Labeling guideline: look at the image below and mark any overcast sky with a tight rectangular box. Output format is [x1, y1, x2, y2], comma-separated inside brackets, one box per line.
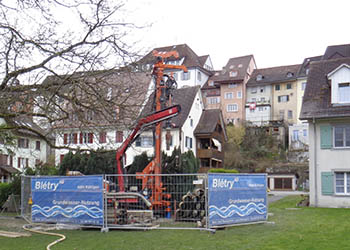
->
[129, 0, 350, 70]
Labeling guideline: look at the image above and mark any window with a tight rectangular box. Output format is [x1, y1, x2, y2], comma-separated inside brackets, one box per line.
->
[278, 95, 289, 102]
[339, 83, 350, 103]
[197, 71, 202, 81]
[227, 104, 238, 112]
[107, 87, 112, 100]
[275, 85, 280, 91]
[190, 118, 193, 127]
[256, 74, 263, 81]
[334, 125, 350, 148]
[335, 172, 350, 194]
[135, 136, 153, 147]
[252, 98, 256, 102]
[260, 97, 266, 102]
[99, 132, 107, 143]
[302, 82, 307, 90]
[18, 138, 29, 148]
[303, 129, 307, 137]
[79, 133, 93, 144]
[279, 110, 284, 119]
[228, 83, 237, 88]
[288, 110, 293, 119]
[286, 72, 294, 78]
[181, 71, 190, 80]
[260, 87, 265, 93]
[208, 80, 214, 86]
[17, 157, 29, 169]
[86, 110, 94, 121]
[287, 83, 292, 89]
[225, 92, 233, 99]
[185, 136, 192, 149]
[292, 130, 299, 141]
[237, 91, 242, 99]
[35, 141, 41, 151]
[207, 97, 220, 105]
[116, 131, 123, 143]
[251, 87, 257, 94]
[230, 71, 237, 77]
[258, 107, 263, 112]
[65, 133, 78, 144]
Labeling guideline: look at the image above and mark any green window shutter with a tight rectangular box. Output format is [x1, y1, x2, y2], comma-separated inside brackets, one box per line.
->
[321, 172, 334, 195]
[320, 125, 332, 149]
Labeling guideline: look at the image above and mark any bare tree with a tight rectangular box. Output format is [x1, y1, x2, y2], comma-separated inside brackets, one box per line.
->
[0, 0, 152, 150]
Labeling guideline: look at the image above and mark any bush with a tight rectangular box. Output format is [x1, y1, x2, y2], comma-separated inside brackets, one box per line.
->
[0, 183, 11, 207]
[208, 168, 239, 173]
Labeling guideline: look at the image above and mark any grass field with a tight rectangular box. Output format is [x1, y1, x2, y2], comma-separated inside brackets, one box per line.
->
[1, 195, 350, 250]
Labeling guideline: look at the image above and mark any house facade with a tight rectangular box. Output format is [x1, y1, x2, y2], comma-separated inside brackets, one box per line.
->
[53, 71, 153, 166]
[131, 86, 226, 169]
[300, 57, 350, 208]
[202, 55, 256, 125]
[0, 116, 50, 180]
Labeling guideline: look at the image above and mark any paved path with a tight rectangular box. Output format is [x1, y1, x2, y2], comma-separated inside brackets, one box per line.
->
[268, 191, 308, 203]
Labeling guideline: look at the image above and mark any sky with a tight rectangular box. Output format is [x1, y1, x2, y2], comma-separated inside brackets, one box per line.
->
[128, 0, 350, 70]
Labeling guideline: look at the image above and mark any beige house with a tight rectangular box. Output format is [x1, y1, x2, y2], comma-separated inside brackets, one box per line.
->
[269, 65, 300, 125]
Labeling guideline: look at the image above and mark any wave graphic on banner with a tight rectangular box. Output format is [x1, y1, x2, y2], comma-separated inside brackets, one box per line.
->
[209, 202, 266, 218]
[32, 204, 103, 219]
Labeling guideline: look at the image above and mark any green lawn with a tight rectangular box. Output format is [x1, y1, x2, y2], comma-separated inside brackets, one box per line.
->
[1, 196, 350, 250]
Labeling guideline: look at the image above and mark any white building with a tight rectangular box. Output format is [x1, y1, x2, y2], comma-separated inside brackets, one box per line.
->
[301, 56, 350, 208]
[0, 116, 50, 180]
[138, 44, 213, 89]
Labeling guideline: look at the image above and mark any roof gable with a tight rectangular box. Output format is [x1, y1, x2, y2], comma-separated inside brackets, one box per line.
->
[210, 55, 254, 83]
[327, 63, 350, 77]
[194, 109, 227, 140]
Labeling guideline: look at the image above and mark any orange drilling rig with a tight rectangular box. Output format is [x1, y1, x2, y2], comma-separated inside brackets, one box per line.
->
[115, 50, 187, 215]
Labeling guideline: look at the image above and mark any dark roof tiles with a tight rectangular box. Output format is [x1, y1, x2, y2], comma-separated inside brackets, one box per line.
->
[300, 57, 350, 119]
[247, 64, 301, 86]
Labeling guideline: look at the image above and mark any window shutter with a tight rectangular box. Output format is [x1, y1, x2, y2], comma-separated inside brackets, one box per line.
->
[321, 172, 334, 195]
[64, 134, 68, 144]
[88, 133, 93, 143]
[26, 158, 29, 168]
[18, 158, 20, 168]
[73, 133, 78, 144]
[320, 125, 332, 149]
[79, 133, 83, 144]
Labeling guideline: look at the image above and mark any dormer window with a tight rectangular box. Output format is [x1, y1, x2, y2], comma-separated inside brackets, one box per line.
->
[209, 80, 214, 86]
[286, 72, 294, 78]
[256, 74, 263, 81]
[328, 64, 350, 104]
[230, 71, 237, 77]
[339, 83, 350, 103]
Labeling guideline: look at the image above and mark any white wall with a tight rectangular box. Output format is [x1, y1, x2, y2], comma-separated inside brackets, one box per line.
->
[0, 118, 48, 171]
[167, 68, 209, 89]
[288, 123, 309, 150]
[309, 119, 350, 208]
[329, 66, 350, 104]
[245, 85, 272, 124]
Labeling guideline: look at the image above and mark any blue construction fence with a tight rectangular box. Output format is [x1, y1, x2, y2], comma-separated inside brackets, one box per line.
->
[26, 173, 268, 229]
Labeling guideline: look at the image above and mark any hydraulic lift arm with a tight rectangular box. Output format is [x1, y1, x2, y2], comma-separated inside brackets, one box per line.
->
[115, 104, 181, 192]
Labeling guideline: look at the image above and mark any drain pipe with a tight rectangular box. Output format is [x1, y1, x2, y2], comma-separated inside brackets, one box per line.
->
[313, 117, 318, 207]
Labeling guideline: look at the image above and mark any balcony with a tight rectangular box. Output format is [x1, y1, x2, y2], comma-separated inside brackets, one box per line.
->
[197, 148, 223, 161]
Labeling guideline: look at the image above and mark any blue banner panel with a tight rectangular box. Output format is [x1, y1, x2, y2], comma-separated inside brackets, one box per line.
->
[208, 174, 267, 227]
[31, 176, 103, 226]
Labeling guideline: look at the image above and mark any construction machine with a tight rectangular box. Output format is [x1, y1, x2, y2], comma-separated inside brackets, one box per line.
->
[108, 51, 187, 226]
